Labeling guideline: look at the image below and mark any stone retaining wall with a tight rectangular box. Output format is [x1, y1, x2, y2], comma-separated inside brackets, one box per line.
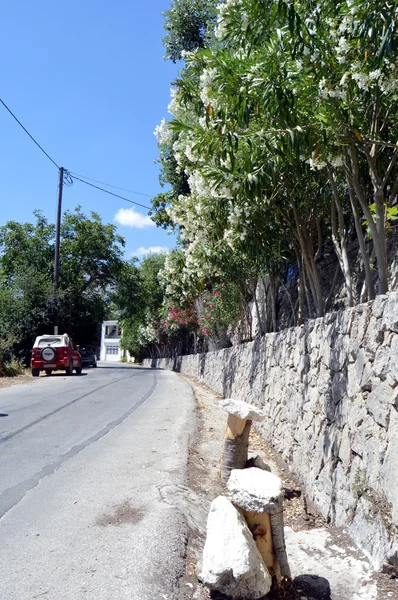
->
[145, 293, 398, 568]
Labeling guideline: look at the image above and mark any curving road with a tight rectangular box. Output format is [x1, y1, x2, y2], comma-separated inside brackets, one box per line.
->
[0, 363, 196, 600]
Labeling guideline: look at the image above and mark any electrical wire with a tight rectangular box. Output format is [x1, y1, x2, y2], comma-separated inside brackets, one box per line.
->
[70, 172, 154, 198]
[71, 175, 152, 211]
[1, 98, 156, 209]
[0, 98, 60, 169]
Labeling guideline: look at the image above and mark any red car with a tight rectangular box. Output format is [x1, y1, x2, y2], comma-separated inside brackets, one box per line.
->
[31, 334, 82, 377]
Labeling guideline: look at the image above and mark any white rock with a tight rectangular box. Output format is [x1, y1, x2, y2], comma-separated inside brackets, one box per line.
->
[247, 454, 271, 472]
[228, 468, 283, 513]
[220, 398, 265, 422]
[201, 496, 272, 599]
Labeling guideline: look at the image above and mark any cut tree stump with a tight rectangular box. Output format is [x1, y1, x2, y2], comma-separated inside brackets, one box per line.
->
[219, 398, 265, 485]
[228, 467, 291, 581]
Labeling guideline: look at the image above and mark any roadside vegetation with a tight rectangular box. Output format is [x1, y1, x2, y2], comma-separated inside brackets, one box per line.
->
[139, 0, 398, 357]
[0, 207, 125, 374]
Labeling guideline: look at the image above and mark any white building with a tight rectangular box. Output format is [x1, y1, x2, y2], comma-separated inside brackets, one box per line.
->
[100, 320, 122, 362]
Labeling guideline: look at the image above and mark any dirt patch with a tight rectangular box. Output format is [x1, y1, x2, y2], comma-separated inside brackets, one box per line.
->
[248, 428, 326, 533]
[0, 373, 33, 389]
[96, 501, 145, 527]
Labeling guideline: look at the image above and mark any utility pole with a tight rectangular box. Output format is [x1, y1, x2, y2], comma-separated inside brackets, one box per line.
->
[54, 166, 64, 335]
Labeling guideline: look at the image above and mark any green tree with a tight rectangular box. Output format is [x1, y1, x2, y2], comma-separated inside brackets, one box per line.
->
[162, 0, 220, 62]
[113, 253, 167, 360]
[0, 208, 125, 364]
[153, 0, 398, 337]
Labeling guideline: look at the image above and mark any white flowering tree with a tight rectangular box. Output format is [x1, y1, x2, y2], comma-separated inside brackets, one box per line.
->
[152, 0, 398, 341]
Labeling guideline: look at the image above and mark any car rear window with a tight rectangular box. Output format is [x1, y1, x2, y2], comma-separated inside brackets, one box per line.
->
[37, 337, 63, 347]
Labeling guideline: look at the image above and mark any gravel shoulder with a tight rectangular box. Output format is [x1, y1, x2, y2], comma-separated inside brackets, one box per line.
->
[177, 374, 398, 600]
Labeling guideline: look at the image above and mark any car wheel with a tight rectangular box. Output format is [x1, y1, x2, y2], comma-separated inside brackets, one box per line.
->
[65, 362, 73, 376]
[45, 370, 52, 376]
[75, 366, 82, 375]
[32, 368, 40, 377]
[93, 361, 97, 368]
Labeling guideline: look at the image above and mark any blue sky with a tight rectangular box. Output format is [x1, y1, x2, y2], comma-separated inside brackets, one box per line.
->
[0, 0, 179, 258]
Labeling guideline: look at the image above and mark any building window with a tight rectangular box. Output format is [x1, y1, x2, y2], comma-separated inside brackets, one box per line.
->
[105, 325, 120, 338]
[106, 345, 119, 356]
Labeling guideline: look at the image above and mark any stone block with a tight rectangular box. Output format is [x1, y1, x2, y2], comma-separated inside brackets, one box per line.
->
[354, 348, 373, 391]
[347, 394, 367, 430]
[373, 343, 391, 380]
[330, 334, 349, 372]
[389, 334, 398, 382]
[331, 371, 348, 405]
[333, 463, 356, 527]
[338, 424, 351, 467]
[313, 466, 333, 520]
[201, 496, 272, 599]
[366, 380, 393, 428]
[246, 454, 271, 472]
[382, 407, 398, 524]
[348, 495, 393, 570]
[316, 364, 333, 396]
[372, 294, 388, 318]
[220, 398, 265, 422]
[351, 414, 380, 459]
[350, 304, 371, 354]
[347, 362, 360, 397]
[227, 468, 283, 514]
[380, 293, 398, 333]
[364, 316, 384, 356]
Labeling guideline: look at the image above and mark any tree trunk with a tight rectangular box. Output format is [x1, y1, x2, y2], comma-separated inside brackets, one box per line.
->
[279, 279, 296, 327]
[294, 250, 305, 325]
[347, 146, 388, 296]
[347, 187, 375, 301]
[325, 263, 341, 312]
[220, 417, 252, 485]
[328, 166, 354, 307]
[292, 205, 324, 316]
[253, 282, 264, 336]
[269, 276, 277, 332]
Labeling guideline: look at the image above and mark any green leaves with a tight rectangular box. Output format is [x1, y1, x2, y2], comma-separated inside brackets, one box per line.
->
[0, 209, 127, 362]
[162, 0, 219, 62]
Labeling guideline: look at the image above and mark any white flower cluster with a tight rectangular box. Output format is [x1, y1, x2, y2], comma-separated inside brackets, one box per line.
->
[168, 88, 180, 116]
[199, 67, 219, 108]
[307, 154, 343, 171]
[153, 118, 172, 145]
[187, 170, 235, 201]
[215, 0, 242, 40]
[318, 77, 347, 101]
[137, 322, 158, 344]
[335, 36, 350, 63]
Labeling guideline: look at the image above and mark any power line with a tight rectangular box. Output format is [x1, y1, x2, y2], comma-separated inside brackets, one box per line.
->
[71, 175, 152, 211]
[0, 98, 59, 169]
[1, 98, 155, 210]
[70, 172, 154, 198]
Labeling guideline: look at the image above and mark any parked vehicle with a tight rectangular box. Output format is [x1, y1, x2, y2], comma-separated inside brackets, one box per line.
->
[31, 334, 82, 377]
[79, 347, 97, 368]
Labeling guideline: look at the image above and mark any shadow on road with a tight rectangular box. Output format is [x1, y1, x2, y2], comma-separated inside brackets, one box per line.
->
[96, 364, 149, 371]
[41, 373, 88, 378]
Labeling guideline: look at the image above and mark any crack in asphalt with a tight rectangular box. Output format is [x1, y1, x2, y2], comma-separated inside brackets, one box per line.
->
[0, 373, 158, 519]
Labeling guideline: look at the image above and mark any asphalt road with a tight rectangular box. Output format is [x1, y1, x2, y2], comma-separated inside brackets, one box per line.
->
[0, 363, 196, 600]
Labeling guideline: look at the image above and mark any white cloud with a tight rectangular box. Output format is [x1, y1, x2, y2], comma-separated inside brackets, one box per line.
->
[132, 246, 169, 257]
[114, 207, 154, 229]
